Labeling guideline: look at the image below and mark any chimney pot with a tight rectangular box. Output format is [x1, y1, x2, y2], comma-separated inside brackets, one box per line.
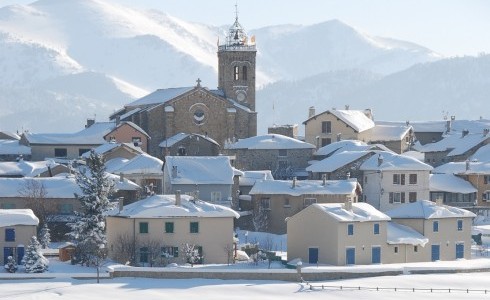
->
[118, 197, 124, 212]
[175, 190, 182, 206]
[308, 106, 316, 118]
[292, 177, 297, 188]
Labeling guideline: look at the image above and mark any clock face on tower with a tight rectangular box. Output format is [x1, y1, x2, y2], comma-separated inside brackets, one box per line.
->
[236, 90, 247, 102]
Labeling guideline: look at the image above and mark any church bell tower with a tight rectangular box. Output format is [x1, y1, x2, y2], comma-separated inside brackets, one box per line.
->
[218, 7, 257, 111]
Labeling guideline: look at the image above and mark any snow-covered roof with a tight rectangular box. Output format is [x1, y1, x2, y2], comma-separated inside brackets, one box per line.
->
[158, 132, 219, 148]
[311, 202, 390, 222]
[471, 143, 490, 162]
[386, 200, 476, 219]
[105, 173, 141, 191]
[328, 109, 375, 133]
[111, 153, 163, 175]
[239, 170, 274, 186]
[126, 87, 194, 107]
[0, 177, 81, 198]
[0, 209, 39, 227]
[429, 174, 477, 194]
[110, 194, 239, 219]
[0, 140, 31, 155]
[119, 107, 141, 120]
[0, 131, 20, 140]
[387, 222, 428, 246]
[360, 151, 433, 171]
[105, 157, 130, 173]
[314, 140, 370, 156]
[165, 156, 234, 185]
[368, 124, 411, 141]
[400, 150, 425, 162]
[0, 160, 58, 177]
[225, 134, 314, 150]
[418, 132, 489, 157]
[106, 121, 150, 138]
[433, 161, 490, 175]
[377, 119, 490, 134]
[80, 142, 143, 158]
[24, 122, 115, 145]
[307, 151, 372, 173]
[249, 179, 359, 196]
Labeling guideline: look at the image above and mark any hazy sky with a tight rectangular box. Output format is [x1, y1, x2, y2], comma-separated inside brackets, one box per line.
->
[1, 0, 489, 57]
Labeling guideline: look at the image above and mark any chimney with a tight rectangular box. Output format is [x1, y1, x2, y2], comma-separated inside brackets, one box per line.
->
[446, 120, 451, 134]
[175, 190, 182, 206]
[115, 115, 121, 125]
[308, 106, 316, 118]
[292, 177, 297, 188]
[118, 197, 124, 212]
[462, 129, 469, 138]
[322, 174, 327, 186]
[465, 159, 470, 171]
[85, 118, 95, 128]
[377, 154, 384, 167]
[172, 166, 178, 178]
[345, 104, 349, 110]
[344, 198, 353, 211]
[119, 172, 124, 182]
[364, 109, 373, 120]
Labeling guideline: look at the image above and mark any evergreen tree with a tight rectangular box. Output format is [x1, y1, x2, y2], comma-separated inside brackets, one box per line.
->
[39, 223, 51, 249]
[4, 256, 18, 273]
[24, 236, 49, 273]
[68, 150, 115, 265]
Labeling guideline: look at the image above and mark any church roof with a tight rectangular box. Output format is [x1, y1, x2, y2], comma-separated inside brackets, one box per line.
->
[226, 134, 315, 150]
[126, 87, 194, 107]
[158, 133, 220, 148]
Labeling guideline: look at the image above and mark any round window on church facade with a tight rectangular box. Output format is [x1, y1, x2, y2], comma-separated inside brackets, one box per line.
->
[189, 103, 209, 126]
[194, 109, 205, 125]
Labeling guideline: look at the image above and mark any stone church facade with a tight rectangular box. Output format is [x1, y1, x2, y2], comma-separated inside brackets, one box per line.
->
[110, 14, 257, 158]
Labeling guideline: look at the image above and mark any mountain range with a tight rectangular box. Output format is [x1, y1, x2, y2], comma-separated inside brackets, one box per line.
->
[0, 0, 487, 135]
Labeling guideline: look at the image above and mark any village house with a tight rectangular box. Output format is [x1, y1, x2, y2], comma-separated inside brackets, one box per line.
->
[0, 159, 68, 178]
[159, 132, 220, 158]
[429, 173, 477, 208]
[0, 131, 31, 161]
[386, 200, 475, 261]
[0, 209, 38, 264]
[106, 193, 239, 266]
[81, 142, 144, 163]
[249, 178, 361, 234]
[360, 151, 433, 212]
[163, 156, 236, 205]
[224, 134, 315, 180]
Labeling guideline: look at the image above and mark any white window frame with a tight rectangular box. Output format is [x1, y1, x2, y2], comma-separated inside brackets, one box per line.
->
[303, 198, 317, 207]
[210, 191, 222, 202]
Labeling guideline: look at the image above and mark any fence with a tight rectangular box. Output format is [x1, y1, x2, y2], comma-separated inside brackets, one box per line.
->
[307, 284, 489, 295]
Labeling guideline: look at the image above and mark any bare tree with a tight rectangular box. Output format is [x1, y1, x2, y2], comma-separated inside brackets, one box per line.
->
[224, 244, 235, 265]
[18, 179, 54, 230]
[182, 243, 202, 267]
[252, 202, 270, 232]
[112, 234, 138, 266]
[140, 239, 162, 267]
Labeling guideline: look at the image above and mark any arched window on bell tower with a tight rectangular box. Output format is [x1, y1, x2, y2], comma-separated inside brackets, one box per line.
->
[234, 66, 239, 81]
[242, 66, 247, 80]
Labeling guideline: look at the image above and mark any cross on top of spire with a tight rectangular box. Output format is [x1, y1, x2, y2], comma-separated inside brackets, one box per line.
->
[196, 78, 201, 87]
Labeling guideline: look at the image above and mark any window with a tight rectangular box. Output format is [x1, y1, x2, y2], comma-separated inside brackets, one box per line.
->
[132, 137, 142, 146]
[242, 66, 247, 80]
[433, 220, 439, 232]
[347, 224, 354, 236]
[139, 247, 149, 263]
[54, 148, 67, 158]
[190, 221, 199, 233]
[78, 149, 90, 157]
[178, 146, 187, 156]
[457, 219, 463, 231]
[394, 246, 399, 254]
[414, 245, 418, 252]
[59, 203, 73, 215]
[139, 222, 149, 234]
[5, 228, 15, 242]
[260, 198, 270, 210]
[165, 222, 174, 233]
[234, 66, 239, 80]
[284, 198, 290, 207]
[161, 246, 179, 258]
[409, 174, 417, 185]
[321, 121, 332, 134]
[393, 174, 405, 185]
[484, 175, 490, 185]
[304, 198, 317, 207]
[389, 192, 405, 204]
[373, 223, 380, 235]
[211, 191, 222, 202]
[409, 192, 417, 203]
[0, 203, 16, 209]
[321, 138, 331, 147]
[483, 191, 490, 201]
[278, 149, 287, 157]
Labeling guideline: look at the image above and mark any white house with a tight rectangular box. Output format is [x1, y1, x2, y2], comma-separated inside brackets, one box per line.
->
[1, 209, 39, 264]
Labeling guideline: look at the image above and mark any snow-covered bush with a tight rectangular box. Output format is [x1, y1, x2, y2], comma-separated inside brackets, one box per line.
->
[24, 236, 49, 273]
[182, 243, 202, 266]
[4, 256, 18, 273]
[39, 223, 51, 249]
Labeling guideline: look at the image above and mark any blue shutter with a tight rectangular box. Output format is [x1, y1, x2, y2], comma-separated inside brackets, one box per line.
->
[17, 246, 24, 263]
[431, 245, 440, 261]
[308, 248, 319, 264]
[373, 223, 380, 235]
[346, 248, 355, 265]
[372, 247, 381, 264]
[456, 244, 464, 259]
[5, 229, 15, 242]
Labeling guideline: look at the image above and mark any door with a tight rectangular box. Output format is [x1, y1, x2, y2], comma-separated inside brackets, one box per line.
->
[431, 245, 440, 261]
[3, 247, 14, 264]
[372, 246, 381, 264]
[308, 247, 318, 264]
[346, 248, 355, 265]
[456, 243, 464, 259]
[17, 246, 24, 264]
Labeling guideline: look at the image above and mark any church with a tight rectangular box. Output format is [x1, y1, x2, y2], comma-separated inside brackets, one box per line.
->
[110, 13, 257, 157]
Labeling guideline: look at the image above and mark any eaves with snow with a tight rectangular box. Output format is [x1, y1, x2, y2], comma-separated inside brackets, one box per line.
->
[303, 109, 375, 133]
[0, 140, 31, 155]
[81, 142, 144, 158]
[368, 124, 412, 142]
[0, 160, 56, 177]
[108, 194, 239, 219]
[429, 173, 477, 194]
[249, 179, 359, 196]
[307, 151, 374, 173]
[387, 222, 428, 246]
[385, 200, 476, 219]
[310, 202, 390, 222]
[360, 151, 433, 171]
[111, 153, 163, 175]
[158, 132, 219, 148]
[165, 156, 234, 185]
[23, 122, 116, 145]
[417, 132, 489, 157]
[433, 161, 490, 175]
[0, 209, 39, 227]
[225, 134, 314, 150]
[239, 170, 274, 187]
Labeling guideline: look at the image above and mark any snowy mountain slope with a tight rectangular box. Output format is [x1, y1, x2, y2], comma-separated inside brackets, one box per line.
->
[0, 0, 455, 133]
[257, 55, 490, 133]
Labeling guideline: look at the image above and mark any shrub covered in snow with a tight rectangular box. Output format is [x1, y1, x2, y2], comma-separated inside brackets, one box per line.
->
[4, 256, 18, 273]
[24, 236, 49, 273]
